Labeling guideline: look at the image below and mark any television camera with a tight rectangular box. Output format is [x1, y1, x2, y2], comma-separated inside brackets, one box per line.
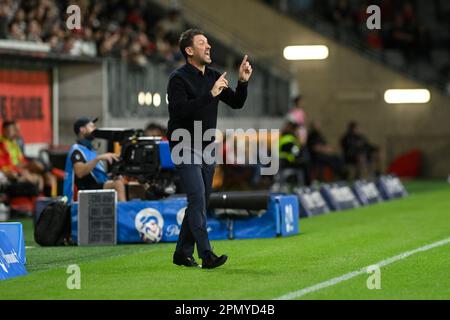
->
[92, 128, 177, 200]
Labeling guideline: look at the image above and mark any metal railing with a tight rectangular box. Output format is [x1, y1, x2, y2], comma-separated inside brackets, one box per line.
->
[106, 59, 290, 119]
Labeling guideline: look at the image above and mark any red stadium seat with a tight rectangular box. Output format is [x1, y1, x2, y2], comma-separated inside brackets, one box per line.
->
[388, 149, 423, 178]
[9, 196, 37, 216]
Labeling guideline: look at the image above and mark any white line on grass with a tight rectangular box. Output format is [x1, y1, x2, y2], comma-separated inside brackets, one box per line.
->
[274, 237, 450, 300]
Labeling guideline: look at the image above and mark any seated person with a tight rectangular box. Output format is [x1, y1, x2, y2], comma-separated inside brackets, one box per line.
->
[0, 138, 41, 198]
[0, 120, 53, 195]
[63, 117, 126, 202]
[340, 121, 380, 178]
[15, 122, 56, 184]
[307, 121, 347, 180]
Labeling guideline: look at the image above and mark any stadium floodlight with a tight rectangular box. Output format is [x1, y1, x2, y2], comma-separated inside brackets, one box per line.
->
[138, 92, 146, 106]
[384, 89, 431, 104]
[145, 92, 152, 106]
[283, 45, 329, 60]
[153, 93, 161, 107]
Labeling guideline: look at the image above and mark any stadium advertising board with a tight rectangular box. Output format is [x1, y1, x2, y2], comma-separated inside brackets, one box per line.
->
[0, 229, 27, 281]
[0, 69, 52, 144]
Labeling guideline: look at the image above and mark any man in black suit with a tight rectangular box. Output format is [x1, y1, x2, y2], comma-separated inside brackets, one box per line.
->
[167, 29, 252, 269]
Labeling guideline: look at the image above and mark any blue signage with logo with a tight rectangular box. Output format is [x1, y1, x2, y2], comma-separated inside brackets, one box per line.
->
[295, 188, 330, 218]
[0, 222, 26, 265]
[377, 175, 408, 200]
[320, 183, 360, 211]
[353, 180, 384, 205]
[276, 195, 300, 237]
[71, 194, 299, 244]
[0, 230, 28, 280]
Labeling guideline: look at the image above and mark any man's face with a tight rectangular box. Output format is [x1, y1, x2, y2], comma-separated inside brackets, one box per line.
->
[79, 122, 96, 140]
[187, 34, 212, 65]
[3, 124, 17, 140]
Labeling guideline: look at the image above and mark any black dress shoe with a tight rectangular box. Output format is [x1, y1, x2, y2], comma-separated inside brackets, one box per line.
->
[201, 251, 228, 269]
[173, 252, 199, 267]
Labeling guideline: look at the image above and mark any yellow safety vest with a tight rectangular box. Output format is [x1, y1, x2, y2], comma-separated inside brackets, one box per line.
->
[279, 134, 301, 164]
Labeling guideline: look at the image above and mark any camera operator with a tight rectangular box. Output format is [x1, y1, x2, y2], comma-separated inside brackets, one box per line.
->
[63, 117, 126, 202]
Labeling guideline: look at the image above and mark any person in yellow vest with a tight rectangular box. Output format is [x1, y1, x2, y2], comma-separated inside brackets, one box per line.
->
[0, 121, 55, 196]
[276, 118, 310, 192]
[280, 125, 302, 167]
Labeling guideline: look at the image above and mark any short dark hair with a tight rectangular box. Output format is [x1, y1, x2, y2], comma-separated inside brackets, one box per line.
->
[179, 28, 205, 60]
[348, 121, 358, 131]
[2, 120, 16, 130]
[293, 95, 303, 105]
[145, 122, 166, 135]
[145, 122, 162, 132]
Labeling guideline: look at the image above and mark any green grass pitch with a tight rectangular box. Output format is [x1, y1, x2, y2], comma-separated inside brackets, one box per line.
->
[0, 180, 449, 300]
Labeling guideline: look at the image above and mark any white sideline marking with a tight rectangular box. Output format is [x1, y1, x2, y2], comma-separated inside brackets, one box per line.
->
[274, 237, 450, 300]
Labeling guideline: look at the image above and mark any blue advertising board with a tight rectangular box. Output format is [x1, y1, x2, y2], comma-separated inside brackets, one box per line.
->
[377, 175, 408, 200]
[0, 230, 27, 280]
[0, 222, 26, 264]
[320, 183, 360, 211]
[295, 188, 330, 218]
[353, 180, 384, 205]
[71, 194, 299, 244]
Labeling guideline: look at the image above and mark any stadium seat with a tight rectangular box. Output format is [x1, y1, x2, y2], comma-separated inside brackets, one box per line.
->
[388, 149, 423, 178]
[9, 197, 37, 217]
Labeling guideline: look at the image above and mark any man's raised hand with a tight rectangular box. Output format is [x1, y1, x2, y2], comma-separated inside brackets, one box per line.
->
[239, 55, 253, 82]
[211, 72, 229, 97]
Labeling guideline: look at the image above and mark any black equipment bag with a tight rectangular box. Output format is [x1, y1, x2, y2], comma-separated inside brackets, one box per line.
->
[34, 199, 72, 246]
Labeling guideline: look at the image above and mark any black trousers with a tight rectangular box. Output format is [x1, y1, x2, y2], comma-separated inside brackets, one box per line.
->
[175, 162, 215, 259]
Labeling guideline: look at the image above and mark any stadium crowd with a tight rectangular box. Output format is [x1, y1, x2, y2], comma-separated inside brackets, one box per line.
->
[0, 0, 186, 68]
[266, 0, 437, 59]
[319, 0, 432, 61]
[263, 0, 450, 92]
